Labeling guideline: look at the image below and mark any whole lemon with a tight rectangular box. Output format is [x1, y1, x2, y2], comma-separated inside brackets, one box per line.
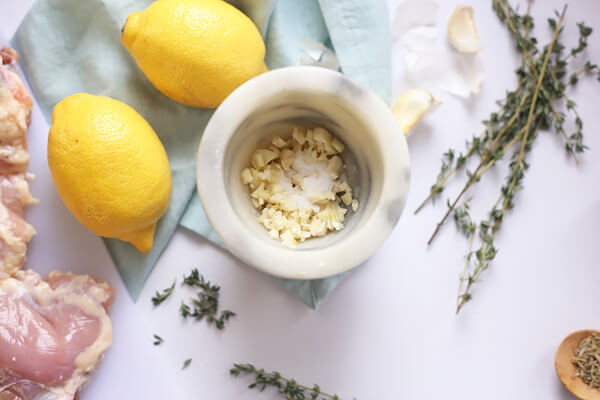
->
[121, 0, 267, 108]
[48, 93, 172, 253]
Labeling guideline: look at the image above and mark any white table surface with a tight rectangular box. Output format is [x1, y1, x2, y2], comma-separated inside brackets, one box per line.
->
[2, 1, 600, 399]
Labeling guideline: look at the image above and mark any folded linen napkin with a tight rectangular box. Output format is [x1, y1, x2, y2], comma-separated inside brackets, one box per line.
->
[13, 0, 391, 308]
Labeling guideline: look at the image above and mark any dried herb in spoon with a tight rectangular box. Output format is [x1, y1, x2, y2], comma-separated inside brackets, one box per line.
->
[573, 333, 600, 390]
[415, 0, 600, 314]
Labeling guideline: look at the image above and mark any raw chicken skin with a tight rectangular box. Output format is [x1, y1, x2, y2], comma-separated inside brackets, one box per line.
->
[0, 47, 32, 175]
[0, 46, 37, 278]
[0, 47, 114, 400]
[0, 175, 36, 217]
[0, 270, 113, 400]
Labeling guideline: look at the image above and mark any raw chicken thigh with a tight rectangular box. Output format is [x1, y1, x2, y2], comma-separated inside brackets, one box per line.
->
[0, 46, 36, 277]
[0, 47, 115, 400]
[0, 270, 114, 400]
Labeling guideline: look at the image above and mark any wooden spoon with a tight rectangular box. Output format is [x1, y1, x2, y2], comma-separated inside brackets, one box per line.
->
[556, 329, 600, 400]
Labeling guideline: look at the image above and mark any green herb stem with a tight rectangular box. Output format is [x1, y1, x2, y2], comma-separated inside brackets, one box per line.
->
[230, 363, 346, 400]
[151, 280, 176, 306]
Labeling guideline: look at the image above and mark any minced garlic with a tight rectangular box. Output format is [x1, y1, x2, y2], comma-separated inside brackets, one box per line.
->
[241, 126, 358, 248]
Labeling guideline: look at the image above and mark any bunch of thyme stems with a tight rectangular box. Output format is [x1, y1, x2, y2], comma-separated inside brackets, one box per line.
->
[415, 0, 599, 314]
[230, 363, 349, 400]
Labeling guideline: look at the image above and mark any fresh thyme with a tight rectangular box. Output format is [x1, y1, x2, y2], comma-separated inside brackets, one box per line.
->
[573, 333, 600, 390]
[415, 0, 599, 314]
[151, 280, 176, 306]
[230, 363, 349, 400]
[153, 334, 164, 346]
[180, 269, 236, 330]
[182, 358, 192, 370]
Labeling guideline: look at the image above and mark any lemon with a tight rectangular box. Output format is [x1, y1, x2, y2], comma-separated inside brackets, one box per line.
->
[121, 0, 266, 108]
[48, 93, 172, 253]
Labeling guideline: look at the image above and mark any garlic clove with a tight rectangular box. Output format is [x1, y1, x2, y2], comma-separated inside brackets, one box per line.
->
[391, 89, 440, 135]
[448, 5, 479, 53]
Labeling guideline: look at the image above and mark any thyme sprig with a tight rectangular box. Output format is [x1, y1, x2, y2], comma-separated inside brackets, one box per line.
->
[230, 363, 350, 400]
[415, 0, 599, 314]
[180, 269, 236, 330]
[151, 280, 176, 306]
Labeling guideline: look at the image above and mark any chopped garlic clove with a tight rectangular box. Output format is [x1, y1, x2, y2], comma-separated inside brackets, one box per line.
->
[448, 5, 479, 53]
[241, 168, 253, 184]
[327, 156, 343, 179]
[292, 126, 306, 144]
[391, 89, 440, 135]
[341, 192, 352, 206]
[251, 152, 265, 168]
[313, 127, 332, 144]
[331, 138, 344, 153]
[271, 135, 287, 148]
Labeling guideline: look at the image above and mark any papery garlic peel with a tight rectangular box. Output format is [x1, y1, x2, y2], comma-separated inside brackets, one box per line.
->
[392, 90, 440, 135]
[448, 5, 479, 53]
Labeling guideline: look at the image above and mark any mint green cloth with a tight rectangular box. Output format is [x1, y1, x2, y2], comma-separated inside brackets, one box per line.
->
[13, 0, 391, 308]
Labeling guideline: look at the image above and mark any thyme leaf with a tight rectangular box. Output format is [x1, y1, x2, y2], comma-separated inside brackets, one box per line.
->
[182, 358, 192, 370]
[151, 280, 176, 306]
[153, 334, 164, 346]
[230, 363, 350, 399]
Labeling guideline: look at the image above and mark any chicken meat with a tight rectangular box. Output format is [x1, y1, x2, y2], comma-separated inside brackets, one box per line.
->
[0, 47, 115, 400]
[0, 270, 114, 400]
[0, 46, 36, 277]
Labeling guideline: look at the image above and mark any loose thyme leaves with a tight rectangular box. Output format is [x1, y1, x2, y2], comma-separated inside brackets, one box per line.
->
[415, 0, 599, 314]
[230, 363, 349, 400]
[573, 333, 600, 390]
[180, 269, 236, 330]
[153, 334, 164, 346]
[182, 358, 192, 370]
[151, 280, 176, 306]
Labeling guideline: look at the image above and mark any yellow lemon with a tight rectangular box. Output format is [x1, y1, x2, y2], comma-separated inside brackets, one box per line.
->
[121, 0, 267, 108]
[48, 93, 172, 253]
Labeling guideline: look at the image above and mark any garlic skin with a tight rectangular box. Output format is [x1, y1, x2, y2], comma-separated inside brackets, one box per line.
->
[391, 89, 440, 135]
[391, 0, 485, 98]
[448, 5, 479, 53]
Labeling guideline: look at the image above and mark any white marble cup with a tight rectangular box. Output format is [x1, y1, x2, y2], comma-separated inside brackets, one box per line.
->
[196, 66, 410, 280]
